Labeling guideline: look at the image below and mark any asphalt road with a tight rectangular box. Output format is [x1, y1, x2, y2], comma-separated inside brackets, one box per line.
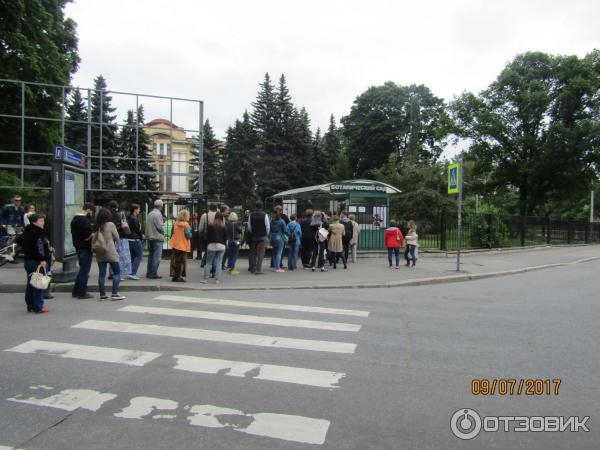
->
[0, 260, 598, 449]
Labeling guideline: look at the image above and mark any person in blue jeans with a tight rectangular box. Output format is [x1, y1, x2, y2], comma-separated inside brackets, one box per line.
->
[202, 212, 227, 283]
[286, 215, 302, 271]
[145, 200, 165, 279]
[225, 212, 242, 275]
[127, 204, 144, 280]
[70, 203, 95, 299]
[270, 206, 287, 273]
[16, 213, 51, 313]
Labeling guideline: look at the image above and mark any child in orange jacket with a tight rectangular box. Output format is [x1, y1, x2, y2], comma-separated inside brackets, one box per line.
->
[384, 220, 404, 269]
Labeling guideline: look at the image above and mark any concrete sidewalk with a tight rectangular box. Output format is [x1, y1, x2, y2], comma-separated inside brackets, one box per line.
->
[1, 244, 599, 293]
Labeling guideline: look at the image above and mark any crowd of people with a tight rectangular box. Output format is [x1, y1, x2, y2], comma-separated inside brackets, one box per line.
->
[3, 193, 419, 314]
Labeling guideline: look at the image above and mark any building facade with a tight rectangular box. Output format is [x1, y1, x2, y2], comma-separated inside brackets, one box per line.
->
[144, 118, 198, 196]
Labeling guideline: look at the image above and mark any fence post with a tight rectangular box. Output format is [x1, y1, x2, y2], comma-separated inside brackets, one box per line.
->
[567, 221, 573, 244]
[487, 214, 493, 248]
[440, 210, 447, 251]
[584, 220, 589, 243]
[520, 216, 526, 247]
[546, 217, 551, 244]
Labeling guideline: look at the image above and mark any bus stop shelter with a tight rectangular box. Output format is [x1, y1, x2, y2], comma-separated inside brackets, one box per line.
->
[271, 179, 401, 249]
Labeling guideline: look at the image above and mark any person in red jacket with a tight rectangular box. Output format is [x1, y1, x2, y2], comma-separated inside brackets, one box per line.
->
[384, 220, 404, 269]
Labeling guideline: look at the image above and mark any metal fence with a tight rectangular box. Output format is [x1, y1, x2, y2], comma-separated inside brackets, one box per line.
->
[354, 212, 600, 251]
[0, 78, 204, 195]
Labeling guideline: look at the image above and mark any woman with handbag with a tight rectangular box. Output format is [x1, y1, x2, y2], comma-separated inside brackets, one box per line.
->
[309, 211, 329, 272]
[169, 209, 192, 282]
[93, 208, 126, 301]
[17, 213, 52, 313]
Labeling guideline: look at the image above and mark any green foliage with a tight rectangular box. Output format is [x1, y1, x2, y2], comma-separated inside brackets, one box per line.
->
[372, 153, 454, 227]
[452, 51, 600, 217]
[0, 170, 48, 207]
[0, 0, 79, 179]
[341, 82, 451, 177]
[470, 206, 510, 248]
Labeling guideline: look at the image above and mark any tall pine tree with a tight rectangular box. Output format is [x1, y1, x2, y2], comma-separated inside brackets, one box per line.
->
[135, 106, 158, 193]
[223, 111, 258, 208]
[321, 114, 342, 178]
[273, 74, 296, 191]
[291, 107, 313, 187]
[251, 73, 278, 199]
[202, 119, 223, 199]
[311, 128, 327, 185]
[90, 75, 119, 202]
[65, 88, 88, 151]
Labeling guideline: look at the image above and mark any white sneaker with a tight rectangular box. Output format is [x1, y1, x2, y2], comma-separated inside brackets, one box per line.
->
[127, 274, 140, 280]
[110, 293, 126, 301]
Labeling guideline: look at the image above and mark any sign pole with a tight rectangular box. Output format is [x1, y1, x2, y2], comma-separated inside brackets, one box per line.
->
[447, 160, 462, 271]
[456, 159, 463, 272]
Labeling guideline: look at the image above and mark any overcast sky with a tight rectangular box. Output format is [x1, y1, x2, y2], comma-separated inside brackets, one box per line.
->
[66, 0, 599, 154]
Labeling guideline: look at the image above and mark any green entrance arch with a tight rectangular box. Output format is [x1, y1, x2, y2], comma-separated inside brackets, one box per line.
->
[271, 179, 401, 250]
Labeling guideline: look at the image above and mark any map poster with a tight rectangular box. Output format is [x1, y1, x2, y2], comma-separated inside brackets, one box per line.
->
[63, 170, 85, 256]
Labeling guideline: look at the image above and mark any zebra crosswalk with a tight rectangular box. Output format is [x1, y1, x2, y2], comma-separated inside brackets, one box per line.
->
[3, 293, 369, 447]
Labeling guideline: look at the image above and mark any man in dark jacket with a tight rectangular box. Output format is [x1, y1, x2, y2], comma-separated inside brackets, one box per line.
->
[1, 194, 24, 228]
[17, 213, 51, 313]
[70, 203, 95, 299]
[247, 201, 270, 274]
[340, 211, 353, 264]
[300, 209, 314, 269]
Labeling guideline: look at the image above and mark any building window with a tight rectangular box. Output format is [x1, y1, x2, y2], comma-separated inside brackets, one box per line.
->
[154, 143, 171, 156]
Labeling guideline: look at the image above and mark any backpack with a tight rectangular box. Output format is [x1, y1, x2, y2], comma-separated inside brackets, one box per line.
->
[343, 220, 353, 241]
[288, 224, 297, 246]
[91, 230, 107, 255]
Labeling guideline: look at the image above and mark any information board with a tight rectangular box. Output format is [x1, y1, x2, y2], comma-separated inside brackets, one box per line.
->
[63, 169, 85, 256]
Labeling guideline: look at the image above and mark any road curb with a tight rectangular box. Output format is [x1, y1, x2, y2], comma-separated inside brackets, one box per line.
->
[2, 256, 597, 293]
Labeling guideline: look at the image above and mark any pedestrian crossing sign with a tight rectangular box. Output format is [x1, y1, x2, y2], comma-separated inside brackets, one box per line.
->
[448, 163, 459, 194]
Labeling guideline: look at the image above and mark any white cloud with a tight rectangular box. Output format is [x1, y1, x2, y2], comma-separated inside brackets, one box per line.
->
[66, 0, 600, 139]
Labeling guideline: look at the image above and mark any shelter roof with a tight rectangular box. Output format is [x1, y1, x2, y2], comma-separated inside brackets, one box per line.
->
[272, 179, 401, 198]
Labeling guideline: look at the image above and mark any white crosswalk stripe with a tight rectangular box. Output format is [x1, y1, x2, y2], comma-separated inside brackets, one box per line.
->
[155, 294, 370, 317]
[5, 340, 161, 367]
[173, 354, 345, 388]
[6, 294, 370, 446]
[5, 340, 345, 388]
[72, 320, 358, 353]
[8, 388, 117, 412]
[118, 305, 362, 332]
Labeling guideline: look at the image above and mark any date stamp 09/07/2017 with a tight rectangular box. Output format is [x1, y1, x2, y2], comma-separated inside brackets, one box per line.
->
[471, 378, 561, 396]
